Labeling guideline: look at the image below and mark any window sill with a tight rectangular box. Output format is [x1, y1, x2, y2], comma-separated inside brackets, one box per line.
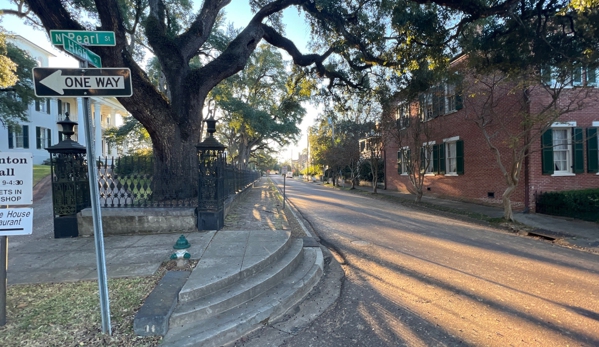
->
[444, 173, 458, 177]
[400, 173, 408, 176]
[424, 173, 436, 176]
[551, 172, 576, 177]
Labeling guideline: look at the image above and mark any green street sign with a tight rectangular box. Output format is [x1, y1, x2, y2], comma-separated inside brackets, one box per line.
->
[62, 34, 102, 68]
[50, 30, 115, 46]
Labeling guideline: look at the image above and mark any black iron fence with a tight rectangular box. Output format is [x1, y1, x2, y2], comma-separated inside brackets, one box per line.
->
[97, 156, 260, 208]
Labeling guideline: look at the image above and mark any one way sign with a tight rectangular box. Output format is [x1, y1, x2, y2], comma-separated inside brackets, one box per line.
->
[33, 68, 133, 97]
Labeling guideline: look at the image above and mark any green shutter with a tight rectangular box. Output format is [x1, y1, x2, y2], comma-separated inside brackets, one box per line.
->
[47, 129, 52, 148]
[8, 126, 13, 149]
[433, 144, 439, 173]
[406, 149, 411, 174]
[456, 140, 465, 175]
[22, 125, 29, 149]
[58, 99, 62, 115]
[573, 66, 582, 84]
[455, 84, 463, 110]
[46, 99, 51, 114]
[397, 150, 403, 174]
[438, 143, 446, 175]
[587, 128, 598, 173]
[36, 127, 41, 149]
[588, 68, 597, 86]
[432, 86, 443, 117]
[573, 128, 584, 173]
[541, 129, 554, 175]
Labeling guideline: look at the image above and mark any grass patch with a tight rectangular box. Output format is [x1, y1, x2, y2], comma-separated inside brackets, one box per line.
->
[0, 271, 165, 347]
[33, 165, 51, 187]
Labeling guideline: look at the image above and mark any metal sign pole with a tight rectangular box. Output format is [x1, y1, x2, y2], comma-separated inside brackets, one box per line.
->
[80, 61, 112, 334]
[0, 227, 6, 326]
[283, 175, 286, 210]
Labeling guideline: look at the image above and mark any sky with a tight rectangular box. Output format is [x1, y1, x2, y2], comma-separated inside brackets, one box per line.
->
[0, 0, 319, 161]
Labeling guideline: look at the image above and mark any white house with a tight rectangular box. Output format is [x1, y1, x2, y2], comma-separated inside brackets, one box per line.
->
[1, 35, 129, 164]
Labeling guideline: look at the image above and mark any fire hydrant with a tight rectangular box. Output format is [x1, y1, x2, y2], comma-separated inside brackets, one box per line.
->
[170, 235, 191, 267]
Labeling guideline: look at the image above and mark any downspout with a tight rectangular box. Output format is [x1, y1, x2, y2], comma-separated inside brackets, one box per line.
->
[523, 87, 531, 214]
[383, 148, 387, 190]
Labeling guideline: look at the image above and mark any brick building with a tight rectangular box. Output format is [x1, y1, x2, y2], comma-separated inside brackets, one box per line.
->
[383, 60, 599, 212]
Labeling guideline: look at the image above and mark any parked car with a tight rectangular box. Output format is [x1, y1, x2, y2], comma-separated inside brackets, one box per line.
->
[286, 172, 293, 178]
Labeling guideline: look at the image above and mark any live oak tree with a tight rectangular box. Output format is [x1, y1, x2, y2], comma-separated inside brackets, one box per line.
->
[211, 45, 309, 170]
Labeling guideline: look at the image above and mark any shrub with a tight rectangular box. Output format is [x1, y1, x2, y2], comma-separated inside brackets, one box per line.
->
[113, 153, 153, 176]
[536, 188, 599, 222]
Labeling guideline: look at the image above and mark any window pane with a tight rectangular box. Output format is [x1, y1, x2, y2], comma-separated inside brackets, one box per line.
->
[554, 151, 567, 171]
[446, 142, 457, 173]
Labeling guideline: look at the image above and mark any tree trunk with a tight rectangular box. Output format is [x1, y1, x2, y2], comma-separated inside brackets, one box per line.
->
[151, 130, 200, 201]
[415, 188, 423, 202]
[502, 184, 517, 221]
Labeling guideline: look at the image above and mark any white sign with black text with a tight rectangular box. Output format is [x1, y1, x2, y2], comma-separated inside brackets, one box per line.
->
[0, 208, 33, 236]
[0, 152, 33, 205]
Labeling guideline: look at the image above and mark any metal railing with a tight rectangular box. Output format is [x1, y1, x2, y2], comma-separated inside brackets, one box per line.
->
[96, 156, 260, 208]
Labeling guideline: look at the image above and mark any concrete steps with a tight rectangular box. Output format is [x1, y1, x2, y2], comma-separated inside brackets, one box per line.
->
[161, 237, 323, 347]
[178, 231, 293, 303]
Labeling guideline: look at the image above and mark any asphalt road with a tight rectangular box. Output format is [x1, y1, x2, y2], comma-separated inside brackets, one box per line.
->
[272, 176, 599, 347]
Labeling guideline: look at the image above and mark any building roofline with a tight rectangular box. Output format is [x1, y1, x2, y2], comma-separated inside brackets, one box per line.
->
[8, 35, 57, 57]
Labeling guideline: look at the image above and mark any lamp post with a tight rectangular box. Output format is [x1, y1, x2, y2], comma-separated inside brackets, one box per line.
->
[196, 116, 227, 230]
[46, 113, 91, 238]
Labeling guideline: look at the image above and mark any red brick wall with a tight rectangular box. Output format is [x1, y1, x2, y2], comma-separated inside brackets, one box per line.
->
[384, 82, 599, 211]
[527, 88, 599, 209]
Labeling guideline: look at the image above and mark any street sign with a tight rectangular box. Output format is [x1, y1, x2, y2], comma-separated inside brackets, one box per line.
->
[0, 208, 33, 236]
[33, 68, 133, 97]
[62, 34, 102, 67]
[0, 153, 32, 205]
[50, 30, 116, 46]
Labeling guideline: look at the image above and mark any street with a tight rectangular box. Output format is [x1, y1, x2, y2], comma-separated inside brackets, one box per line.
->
[272, 176, 599, 346]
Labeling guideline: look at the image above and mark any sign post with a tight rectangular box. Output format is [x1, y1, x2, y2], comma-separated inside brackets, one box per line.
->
[44, 29, 124, 335]
[0, 152, 33, 326]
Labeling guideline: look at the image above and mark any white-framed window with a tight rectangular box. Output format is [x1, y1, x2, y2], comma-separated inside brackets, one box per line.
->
[445, 84, 456, 113]
[420, 93, 434, 121]
[541, 122, 582, 176]
[396, 103, 410, 128]
[545, 66, 597, 87]
[36, 127, 52, 149]
[422, 141, 435, 175]
[446, 141, 457, 174]
[443, 136, 463, 176]
[572, 66, 596, 86]
[58, 100, 71, 116]
[552, 128, 571, 173]
[397, 146, 410, 175]
[7, 125, 30, 149]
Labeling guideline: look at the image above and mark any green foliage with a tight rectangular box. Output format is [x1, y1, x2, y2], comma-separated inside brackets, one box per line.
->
[212, 45, 308, 168]
[0, 41, 38, 127]
[112, 152, 154, 176]
[104, 115, 152, 153]
[536, 189, 599, 222]
[0, 29, 17, 89]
